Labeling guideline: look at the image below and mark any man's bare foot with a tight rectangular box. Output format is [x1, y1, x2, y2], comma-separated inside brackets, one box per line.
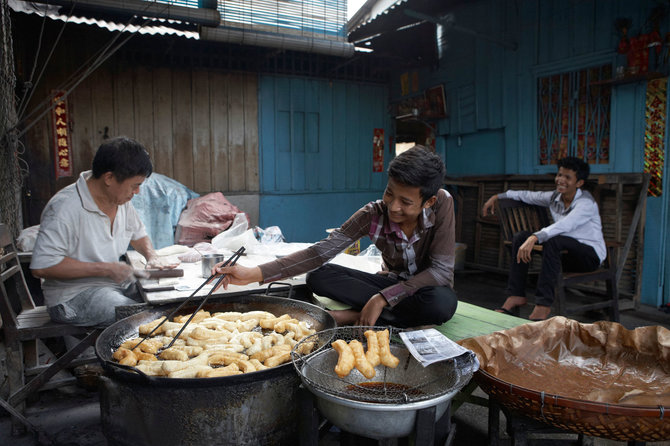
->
[528, 305, 551, 321]
[495, 295, 527, 313]
[328, 309, 360, 326]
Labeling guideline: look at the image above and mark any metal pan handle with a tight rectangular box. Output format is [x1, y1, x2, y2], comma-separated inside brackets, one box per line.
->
[103, 359, 154, 382]
[265, 282, 294, 299]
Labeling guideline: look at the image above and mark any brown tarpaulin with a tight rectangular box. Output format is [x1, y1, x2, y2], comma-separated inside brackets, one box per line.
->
[460, 316, 670, 406]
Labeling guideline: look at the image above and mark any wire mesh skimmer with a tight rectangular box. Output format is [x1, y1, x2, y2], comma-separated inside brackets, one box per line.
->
[291, 326, 476, 405]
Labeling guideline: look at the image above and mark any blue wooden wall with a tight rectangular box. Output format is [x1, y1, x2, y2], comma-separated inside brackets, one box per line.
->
[258, 75, 389, 243]
[387, 0, 668, 306]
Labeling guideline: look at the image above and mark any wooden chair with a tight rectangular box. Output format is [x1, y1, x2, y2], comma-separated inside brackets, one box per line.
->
[0, 224, 101, 432]
[496, 197, 621, 321]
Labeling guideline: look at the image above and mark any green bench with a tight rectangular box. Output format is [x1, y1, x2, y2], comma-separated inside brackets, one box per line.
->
[436, 300, 526, 341]
[436, 301, 527, 412]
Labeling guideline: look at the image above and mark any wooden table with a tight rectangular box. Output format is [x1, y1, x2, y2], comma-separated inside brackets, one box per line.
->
[124, 250, 306, 305]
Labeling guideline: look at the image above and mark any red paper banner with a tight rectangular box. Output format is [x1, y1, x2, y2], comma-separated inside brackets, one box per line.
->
[373, 128, 384, 172]
[51, 90, 72, 179]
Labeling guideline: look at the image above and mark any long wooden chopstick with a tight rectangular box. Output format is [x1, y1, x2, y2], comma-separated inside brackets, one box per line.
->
[130, 246, 245, 351]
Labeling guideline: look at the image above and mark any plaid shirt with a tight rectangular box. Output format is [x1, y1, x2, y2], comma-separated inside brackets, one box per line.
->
[259, 188, 456, 307]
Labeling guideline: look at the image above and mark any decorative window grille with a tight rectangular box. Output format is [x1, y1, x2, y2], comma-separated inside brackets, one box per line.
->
[537, 64, 612, 165]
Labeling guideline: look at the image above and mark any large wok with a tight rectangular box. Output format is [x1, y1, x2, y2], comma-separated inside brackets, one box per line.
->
[95, 293, 335, 446]
[96, 293, 335, 384]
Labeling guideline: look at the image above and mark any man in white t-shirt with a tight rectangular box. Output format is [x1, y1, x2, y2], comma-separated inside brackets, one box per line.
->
[31, 137, 173, 326]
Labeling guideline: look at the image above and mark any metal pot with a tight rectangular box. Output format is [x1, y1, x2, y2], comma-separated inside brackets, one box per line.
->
[292, 326, 476, 439]
[95, 294, 335, 446]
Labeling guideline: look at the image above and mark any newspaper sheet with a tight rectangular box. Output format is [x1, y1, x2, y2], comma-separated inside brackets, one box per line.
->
[400, 328, 479, 370]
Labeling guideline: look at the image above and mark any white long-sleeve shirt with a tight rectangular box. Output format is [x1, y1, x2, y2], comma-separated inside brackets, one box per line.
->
[498, 188, 606, 263]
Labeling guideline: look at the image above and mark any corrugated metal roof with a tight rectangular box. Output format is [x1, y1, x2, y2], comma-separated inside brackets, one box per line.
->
[9, 0, 199, 39]
[347, 0, 407, 38]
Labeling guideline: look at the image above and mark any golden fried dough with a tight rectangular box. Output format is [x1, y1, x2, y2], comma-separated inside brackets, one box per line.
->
[377, 329, 399, 368]
[364, 330, 381, 367]
[349, 339, 376, 379]
[114, 309, 313, 378]
[332, 339, 355, 378]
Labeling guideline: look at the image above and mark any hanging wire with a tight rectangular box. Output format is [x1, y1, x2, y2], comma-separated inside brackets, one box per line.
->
[16, 1, 75, 120]
[13, 0, 171, 140]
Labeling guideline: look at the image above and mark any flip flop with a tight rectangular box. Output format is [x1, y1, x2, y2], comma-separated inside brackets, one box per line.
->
[495, 307, 520, 317]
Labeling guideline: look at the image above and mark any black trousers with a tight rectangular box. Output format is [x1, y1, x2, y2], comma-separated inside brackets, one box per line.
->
[306, 263, 458, 328]
[506, 231, 600, 306]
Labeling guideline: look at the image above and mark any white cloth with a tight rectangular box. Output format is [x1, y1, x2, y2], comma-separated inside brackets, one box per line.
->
[499, 188, 606, 263]
[30, 171, 148, 307]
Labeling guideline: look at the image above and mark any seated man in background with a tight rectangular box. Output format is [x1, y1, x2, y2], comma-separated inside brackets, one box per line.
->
[481, 156, 606, 321]
[31, 137, 174, 327]
[211, 145, 458, 328]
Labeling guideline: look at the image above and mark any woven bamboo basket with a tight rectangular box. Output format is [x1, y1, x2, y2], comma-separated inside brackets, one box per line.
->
[475, 370, 669, 441]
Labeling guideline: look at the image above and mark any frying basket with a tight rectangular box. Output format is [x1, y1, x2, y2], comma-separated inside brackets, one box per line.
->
[291, 326, 476, 405]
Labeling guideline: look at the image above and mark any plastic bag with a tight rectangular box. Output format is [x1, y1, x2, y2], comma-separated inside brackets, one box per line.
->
[16, 225, 40, 252]
[211, 213, 261, 252]
[358, 243, 382, 257]
[253, 225, 285, 244]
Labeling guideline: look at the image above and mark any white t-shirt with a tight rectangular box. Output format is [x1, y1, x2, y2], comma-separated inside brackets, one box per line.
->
[30, 171, 148, 307]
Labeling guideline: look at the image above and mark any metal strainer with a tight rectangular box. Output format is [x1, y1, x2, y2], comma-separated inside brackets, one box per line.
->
[291, 326, 476, 405]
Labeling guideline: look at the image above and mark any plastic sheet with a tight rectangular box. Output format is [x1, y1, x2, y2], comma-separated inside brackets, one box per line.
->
[131, 173, 199, 249]
[460, 316, 670, 406]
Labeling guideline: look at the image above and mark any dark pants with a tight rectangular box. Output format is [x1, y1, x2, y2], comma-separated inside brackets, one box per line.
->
[306, 263, 458, 328]
[506, 231, 600, 306]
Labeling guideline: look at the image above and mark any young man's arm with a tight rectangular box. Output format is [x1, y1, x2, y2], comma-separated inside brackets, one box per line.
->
[533, 196, 598, 242]
[213, 204, 373, 290]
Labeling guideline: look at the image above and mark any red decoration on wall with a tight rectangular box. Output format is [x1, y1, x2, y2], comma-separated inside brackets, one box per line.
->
[373, 128, 384, 172]
[51, 91, 72, 179]
[618, 31, 662, 74]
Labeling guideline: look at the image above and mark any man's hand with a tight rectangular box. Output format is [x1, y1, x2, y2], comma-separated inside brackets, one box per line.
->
[146, 256, 180, 270]
[482, 195, 498, 216]
[108, 262, 135, 284]
[516, 235, 538, 264]
[211, 264, 263, 291]
[356, 294, 388, 326]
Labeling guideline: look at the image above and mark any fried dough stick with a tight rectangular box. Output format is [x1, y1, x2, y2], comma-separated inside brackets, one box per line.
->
[377, 329, 399, 368]
[332, 339, 355, 378]
[349, 339, 375, 379]
[364, 330, 381, 367]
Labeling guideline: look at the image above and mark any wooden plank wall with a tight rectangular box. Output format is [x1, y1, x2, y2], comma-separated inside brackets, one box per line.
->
[21, 53, 258, 226]
[448, 173, 648, 308]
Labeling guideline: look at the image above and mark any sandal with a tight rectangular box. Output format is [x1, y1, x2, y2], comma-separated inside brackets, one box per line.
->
[495, 307, 520, 317]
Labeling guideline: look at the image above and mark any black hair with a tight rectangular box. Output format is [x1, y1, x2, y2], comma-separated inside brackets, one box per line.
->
[387, 145, 446, 203]
[557, 156, 589, 182]
[91, 137, 152, 181]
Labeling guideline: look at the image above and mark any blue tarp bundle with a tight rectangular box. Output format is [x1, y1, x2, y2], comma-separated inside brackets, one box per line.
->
[131, 173, 199, 249]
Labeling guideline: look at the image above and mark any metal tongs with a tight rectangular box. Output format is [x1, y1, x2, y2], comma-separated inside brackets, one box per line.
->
[131, 246, 246, 351]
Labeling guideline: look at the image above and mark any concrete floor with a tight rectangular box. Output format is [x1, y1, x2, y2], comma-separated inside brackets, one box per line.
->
[1, 271, 669, 446]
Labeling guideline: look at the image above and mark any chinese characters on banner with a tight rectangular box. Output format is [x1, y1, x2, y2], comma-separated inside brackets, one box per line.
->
[51, 91, 72, 179]
[373, 128, 384, 172]
[644, 77, 666, 196]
